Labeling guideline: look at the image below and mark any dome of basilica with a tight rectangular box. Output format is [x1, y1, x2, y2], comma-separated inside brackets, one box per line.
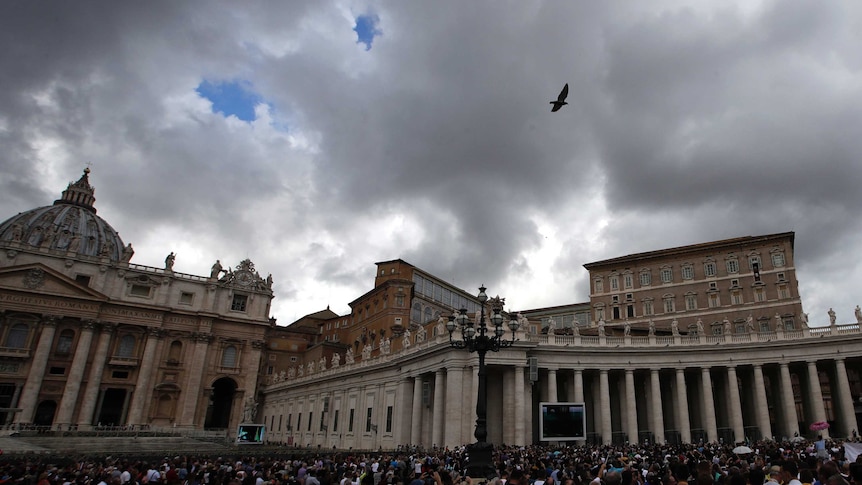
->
[0, 168, 127, 262]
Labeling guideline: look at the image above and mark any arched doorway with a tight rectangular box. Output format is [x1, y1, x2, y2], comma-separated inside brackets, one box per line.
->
[205, 377, 237, 429]
[34, 400, 57, 426]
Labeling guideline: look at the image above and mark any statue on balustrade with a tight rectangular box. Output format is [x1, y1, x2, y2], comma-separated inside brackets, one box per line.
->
[242, 396, 258, 422]
[623, 321, 630, 336]
[829, 308, 837, 325]
[362, 344, 372, 361]
[345, 347, 355, 364]
[855, 305, 862, 324]
[402, 328, 412, 349]
[696, 318, 704, 335]
[800, 312, 809, 328]
[775, 313, 784, 333]
[547, 317, 557, 333]
[723, 318, 731, 336]
[415, 325, 427, 343]
[746, 314, 755, 333]
[331, 353, 340, 368]
[572, 323, 580, 336]
[648, 319, 655, 336]
[318, 357, 327, 371]
[597, 319, 606, 337]
[380, 337, 391, 355]
[671, 318, 679, 336]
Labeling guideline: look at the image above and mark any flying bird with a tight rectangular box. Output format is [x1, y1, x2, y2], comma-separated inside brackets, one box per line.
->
[550, 83, 568, 112]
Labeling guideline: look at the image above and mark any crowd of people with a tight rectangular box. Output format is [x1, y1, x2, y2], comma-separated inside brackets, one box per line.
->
[0, 438, 860, 485]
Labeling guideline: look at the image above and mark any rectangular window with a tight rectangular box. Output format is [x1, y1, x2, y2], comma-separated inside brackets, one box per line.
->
[730, 279, 740, 287]
[709, 294, 720, 308]
[783, 317, 795, 330]
[297, 414, 302, 431]
[623, 274, 633, 289]
[365, 407, 373, 432]
[626, 305, 635, 318]
[755, 287, 766, 302]
[308, 412, 313, 431]
[130, 284, 151, 297]
[709, 282, 717, 290]
[778, 285, 790, 299]
[748, 256, 761, 270]
[278, 415, 282, 431]
[386, 406, 393, 433]
[685, 295, 697, 311]
[681, 266, 694, 280]
[760, 322, 770, 332]
[777, 272, 786, 281]
[348, 409, 354, 432]
[594, 279, 604, 293]
[704, 263, 716, 277]
[713, 326, 722, 336]
[111, 370, 129, 379]
[664, 298, 675, 313]
[231, 294, 248, 312]
[726, 259, 739, 274]
[772, 252, 786, 267]
[287, 414, 292, 430]
[267, 365, 274, 375]
[49, 367, 65, 375]
[639, 272, 651, 286]
[179, 292, 194, 305]
[731, 291, 743, 305]
[333, 410, 339, 432]
[75, 274, 92, 286]
[625, 293, 633, 302]
[643, 300, 654, 316]
[320, 413, 325, 432]
[610, 276, 619, 291]
[660, 268, 673, 283]
[612, 307, 620, 320]
[612, 295, 619, 303]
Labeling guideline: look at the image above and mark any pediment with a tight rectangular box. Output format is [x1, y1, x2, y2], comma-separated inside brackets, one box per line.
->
[0, 263, 108, 301]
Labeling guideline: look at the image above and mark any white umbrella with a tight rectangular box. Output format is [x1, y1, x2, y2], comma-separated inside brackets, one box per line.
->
[733, 445, 753, 454]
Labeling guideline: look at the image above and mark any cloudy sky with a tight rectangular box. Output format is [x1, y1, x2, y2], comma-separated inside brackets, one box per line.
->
[2, 1, 861, 326]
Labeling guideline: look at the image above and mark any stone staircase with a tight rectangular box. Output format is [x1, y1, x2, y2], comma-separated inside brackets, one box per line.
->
[0, 435, 233, 456]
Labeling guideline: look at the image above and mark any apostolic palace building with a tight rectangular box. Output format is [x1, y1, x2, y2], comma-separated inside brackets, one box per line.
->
[2, 169, 862, 449]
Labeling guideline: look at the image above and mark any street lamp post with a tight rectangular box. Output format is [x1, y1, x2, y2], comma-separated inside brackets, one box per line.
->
[447, 285, 520, 479]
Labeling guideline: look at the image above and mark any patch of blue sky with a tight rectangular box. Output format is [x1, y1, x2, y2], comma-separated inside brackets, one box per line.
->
[196, 80, 263, 122]
[353, 14, 381, 51]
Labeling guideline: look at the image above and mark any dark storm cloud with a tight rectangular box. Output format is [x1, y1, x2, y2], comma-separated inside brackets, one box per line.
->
[1, 1, 860, 321]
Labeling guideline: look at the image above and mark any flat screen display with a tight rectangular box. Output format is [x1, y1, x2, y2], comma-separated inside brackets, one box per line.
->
[539, 402, 586, 441]
[236, 424, 265, 444]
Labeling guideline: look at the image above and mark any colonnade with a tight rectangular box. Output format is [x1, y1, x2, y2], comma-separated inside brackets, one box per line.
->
[534, 358, 858, 444]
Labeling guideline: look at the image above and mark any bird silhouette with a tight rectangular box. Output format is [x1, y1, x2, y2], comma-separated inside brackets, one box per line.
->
[550, 83, 568, 112]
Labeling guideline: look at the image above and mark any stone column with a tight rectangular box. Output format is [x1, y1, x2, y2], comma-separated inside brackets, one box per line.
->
[179, 333, 212, 426]
[547, 368, 558, 402]
[599, 369, 612, 444]
[76, 323, 114, 428]
[806, 361, 829, 438]
[126, 328, 162, 426]
[650, 369, 665, 443]
[753, 364, 773, 439]
[432, 369, 445, 447]
[726, 366, 744, 442]
[675, 368, 691, 443]
[514, 365, 526, 445]
[55, 320, 98, 427]
[396, 377, 411, 445]
[834, 358, 858, 437]
[411, 376, 423, 446]
[15, 316, 58, 424]
[444, 366, 463, 447]
[779, 362, 799, 438]
[625, 369, 638, 444]
[573, 369, 584, 403]
[701, 367, 718, 442]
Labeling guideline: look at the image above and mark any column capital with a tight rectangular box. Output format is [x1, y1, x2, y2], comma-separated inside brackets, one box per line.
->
[251, 339, 266, 350]
[700, 366, 712, 372]
[41, 315, 60, 327]
[99, 322, 116, 333]
[146, 327, 165, 338]
[192, 332, 214, 343]
[82, 319, 99, 331]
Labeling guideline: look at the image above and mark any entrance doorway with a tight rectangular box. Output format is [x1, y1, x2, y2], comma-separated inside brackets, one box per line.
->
[34, 400, 57, 426]
[97, 388, 128, 426]
[205, 377, 237, 429]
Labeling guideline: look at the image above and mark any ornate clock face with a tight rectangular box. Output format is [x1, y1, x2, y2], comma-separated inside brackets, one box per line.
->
[236, 270, 253, 286]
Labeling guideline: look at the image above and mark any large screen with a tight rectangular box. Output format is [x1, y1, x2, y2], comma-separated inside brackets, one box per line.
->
[539, 402, 586, 441]
[236, 424, 265, 444]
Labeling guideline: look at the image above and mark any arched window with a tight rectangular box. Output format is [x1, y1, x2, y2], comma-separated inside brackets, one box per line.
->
[56, 329, 75, 355]
[6, 324, 29, 348]
[222, 345, 238, 368]
[117, 335, 136, 357]
[411, 303, 421, 323]
[424, 307, 433, 323]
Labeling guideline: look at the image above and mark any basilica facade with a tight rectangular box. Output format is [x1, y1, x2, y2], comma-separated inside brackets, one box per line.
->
[0, 169, 274, 430]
